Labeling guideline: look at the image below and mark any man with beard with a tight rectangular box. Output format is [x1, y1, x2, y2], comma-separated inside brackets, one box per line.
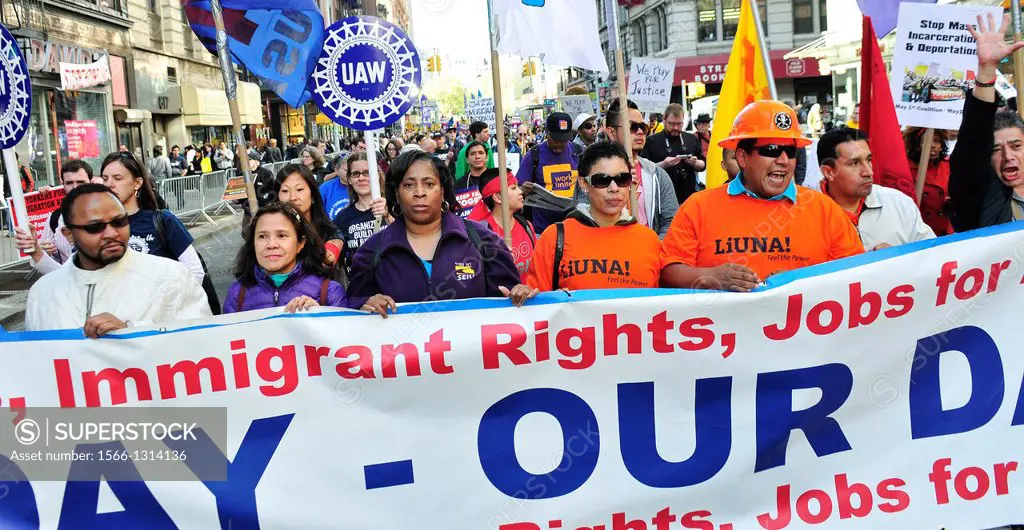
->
[25, 184, 210, 336]
[640, 103, 706, 204]
[818, 128, 933, 251]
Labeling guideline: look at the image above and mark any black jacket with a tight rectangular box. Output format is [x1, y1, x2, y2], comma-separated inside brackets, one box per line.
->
[639, 131, 705, 204]
[948, 91, 1014, 232]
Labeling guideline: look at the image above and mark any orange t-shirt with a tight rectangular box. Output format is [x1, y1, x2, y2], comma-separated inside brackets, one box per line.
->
[660, 185, 864, 279]
[527, 218, 662, 291]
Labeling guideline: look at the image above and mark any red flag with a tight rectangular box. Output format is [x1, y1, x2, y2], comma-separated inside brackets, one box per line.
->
[860, 16, 916, 200]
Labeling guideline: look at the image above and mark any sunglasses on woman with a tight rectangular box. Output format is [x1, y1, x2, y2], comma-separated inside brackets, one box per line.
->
[587, 172, 632, 189]
[753, 144, 798, 159]
[67, 216, 130, 234]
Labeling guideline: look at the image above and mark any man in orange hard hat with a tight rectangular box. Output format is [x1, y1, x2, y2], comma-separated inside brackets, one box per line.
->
[659, 100, 864, 291]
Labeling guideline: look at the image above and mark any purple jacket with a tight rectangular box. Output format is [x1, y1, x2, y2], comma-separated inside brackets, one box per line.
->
[347, 212, 521, 307]
[223, 264, 348, 313]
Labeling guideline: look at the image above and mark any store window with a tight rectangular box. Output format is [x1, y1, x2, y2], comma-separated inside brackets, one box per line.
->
[700, 0, 767, 42]
[697, 0, 716, 42]
[27, 88, 113, 188]
[632, 18, 648, 57]
[794, 0, 826, 35]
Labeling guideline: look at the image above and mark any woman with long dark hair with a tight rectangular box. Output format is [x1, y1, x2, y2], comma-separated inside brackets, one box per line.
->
[224, 202, 347, 313]
[300, 146, 329, 184]
[347, 150, 537, 316]
[380, 138, 402, 174]
[100, 151, 220, 314]
[274, 164, 344, 272]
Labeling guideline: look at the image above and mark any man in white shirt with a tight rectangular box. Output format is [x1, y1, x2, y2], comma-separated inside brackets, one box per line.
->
[817, 128, 935, 250]
[26, 184, 210, 337]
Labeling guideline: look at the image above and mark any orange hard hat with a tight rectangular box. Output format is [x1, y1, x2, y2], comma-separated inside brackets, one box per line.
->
[718, 100, 812, 149]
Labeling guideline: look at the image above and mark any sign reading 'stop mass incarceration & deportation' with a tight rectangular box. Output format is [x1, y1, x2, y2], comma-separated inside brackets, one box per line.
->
[889, 2, 1000, 130]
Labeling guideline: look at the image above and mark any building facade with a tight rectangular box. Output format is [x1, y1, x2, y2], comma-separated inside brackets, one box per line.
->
[563, 0, 831, 118]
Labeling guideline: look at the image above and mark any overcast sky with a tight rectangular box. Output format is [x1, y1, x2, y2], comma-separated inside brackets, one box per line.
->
[409, 0, 490, 60]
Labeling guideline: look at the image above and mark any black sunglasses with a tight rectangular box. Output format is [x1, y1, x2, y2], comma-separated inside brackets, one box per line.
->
[67, 216, 130, 234]
[587, 172, 632, 189]
[754, 144, 798, 158]
[579, 121, 595, 130]
[630, 121, 648, 134]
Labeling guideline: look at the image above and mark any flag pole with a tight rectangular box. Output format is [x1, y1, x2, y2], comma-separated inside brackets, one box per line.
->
[209, 0, 259, 218]
[749, 0, 778, 100]
[1012, 0, 1024, 119]
[606, 0, 639, 217]
[365, 129, 384, 232]
[3, 150, 29, 238]
[487, 0, 513, 247]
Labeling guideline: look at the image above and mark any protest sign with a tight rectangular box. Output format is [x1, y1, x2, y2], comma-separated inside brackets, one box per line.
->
[467, 97, 497, 131]
[4, 223, 1024, 528]
[995, 70, 1016, 101]
[559, 95, 594, 118]
[890, 3, 999, 129]
[221, 176, 248, 201]
[627, 57, 675, 114]
[7, 187, 64, 237]
[454, 187, 482, 219]
[65, 120, 99, 160]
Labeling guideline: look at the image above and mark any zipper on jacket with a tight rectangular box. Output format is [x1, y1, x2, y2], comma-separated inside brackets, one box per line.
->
[85, 284, 95, 320]
[273, 289, 279, 305]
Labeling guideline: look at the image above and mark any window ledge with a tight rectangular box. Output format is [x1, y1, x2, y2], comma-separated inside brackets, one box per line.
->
[44, 0, 132, 27]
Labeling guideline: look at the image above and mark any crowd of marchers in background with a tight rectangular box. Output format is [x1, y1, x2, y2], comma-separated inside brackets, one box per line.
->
[8, 16, 1024, 337]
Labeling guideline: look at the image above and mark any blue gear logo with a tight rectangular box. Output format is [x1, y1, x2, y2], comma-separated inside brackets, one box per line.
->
[0, 24, 31, 149]
[311, 16, 421, 131]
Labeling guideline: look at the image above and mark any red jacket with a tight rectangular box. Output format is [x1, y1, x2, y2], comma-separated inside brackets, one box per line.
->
[910, 158, 953, 236]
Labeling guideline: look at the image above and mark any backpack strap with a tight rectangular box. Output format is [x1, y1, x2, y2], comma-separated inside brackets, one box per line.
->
[552, 222, 564, 291]
[530, 145, 540, 184]
[319, 278, 330, 306]
[236, 284, 248, 312]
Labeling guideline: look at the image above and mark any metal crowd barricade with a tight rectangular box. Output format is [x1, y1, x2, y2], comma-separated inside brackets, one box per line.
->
[159, 173, 205, 224]
[200, 169, 239, 220]
[0, 201, 28, 273]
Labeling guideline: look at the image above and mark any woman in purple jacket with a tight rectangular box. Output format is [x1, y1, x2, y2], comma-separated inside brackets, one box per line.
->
[224, 202, 347, 314]
[348, 151, 538, 317]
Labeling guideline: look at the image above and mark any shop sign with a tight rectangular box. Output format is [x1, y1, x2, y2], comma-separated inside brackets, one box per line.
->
[785, 58, 806, 77]
[26, 39, 102, 75]
[66, 120, 99, 160]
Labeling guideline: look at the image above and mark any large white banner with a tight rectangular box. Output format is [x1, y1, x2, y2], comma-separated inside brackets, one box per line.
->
[59, 55, 111, 91]
[2, 224, 1024, 528]
[890, 3, 999, 129]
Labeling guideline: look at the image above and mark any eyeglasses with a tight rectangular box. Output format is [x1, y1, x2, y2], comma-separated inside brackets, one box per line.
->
[587, 172, 632, 189]
[630, 122, 648, 134]
[67, 216, 130, 234]
[349, 170, 370, 178]
[753, 144, 798, 158]
[579, 121, 595, 131]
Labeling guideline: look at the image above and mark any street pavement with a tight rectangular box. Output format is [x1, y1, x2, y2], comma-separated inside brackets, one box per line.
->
[0, 212, 244, 332]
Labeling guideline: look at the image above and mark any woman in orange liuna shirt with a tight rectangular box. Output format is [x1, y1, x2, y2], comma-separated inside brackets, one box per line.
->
[527, 141, 662, 292]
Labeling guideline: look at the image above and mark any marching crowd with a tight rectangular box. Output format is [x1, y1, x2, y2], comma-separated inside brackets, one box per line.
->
[9, 17, 1024, 338]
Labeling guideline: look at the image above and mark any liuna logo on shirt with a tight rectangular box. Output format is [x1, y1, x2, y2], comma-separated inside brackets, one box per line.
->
[560, 259, 631, 279]
[455, 262, 477, 281]
[714, 236, 792, 255]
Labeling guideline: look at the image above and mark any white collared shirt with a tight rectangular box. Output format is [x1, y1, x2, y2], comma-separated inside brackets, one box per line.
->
[855, 185, 936, 250]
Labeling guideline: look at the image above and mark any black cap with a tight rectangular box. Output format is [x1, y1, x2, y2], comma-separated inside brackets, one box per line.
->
[546, 112, 574, 142]
[431, 131, 443, 139]
[695, 113, 712, 124]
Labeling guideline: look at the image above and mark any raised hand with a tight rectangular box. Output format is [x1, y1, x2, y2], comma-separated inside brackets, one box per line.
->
[968, 13, 1024, 69]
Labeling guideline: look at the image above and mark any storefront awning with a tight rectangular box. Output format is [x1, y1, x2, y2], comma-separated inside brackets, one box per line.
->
[673, 50, 825, 85]
[113, 109, 152, 124]
[175, 82, 263, 127]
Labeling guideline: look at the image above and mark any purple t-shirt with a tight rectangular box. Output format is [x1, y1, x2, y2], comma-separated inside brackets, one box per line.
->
[515, 142, 578, 233]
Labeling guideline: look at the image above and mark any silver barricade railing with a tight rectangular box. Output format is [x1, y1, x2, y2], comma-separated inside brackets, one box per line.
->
[0, 201, 28, 273]
[159, 173, 205, 224]
[202, 169, 239, 220]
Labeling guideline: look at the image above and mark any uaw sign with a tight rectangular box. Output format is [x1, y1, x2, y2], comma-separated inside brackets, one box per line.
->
[0, 24, 31, 149]
[59, 55, 111, 91]
[310, 15, 422, 131]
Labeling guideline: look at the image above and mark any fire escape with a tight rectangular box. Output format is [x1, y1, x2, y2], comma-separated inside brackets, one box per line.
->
[2, 0, 48, 41]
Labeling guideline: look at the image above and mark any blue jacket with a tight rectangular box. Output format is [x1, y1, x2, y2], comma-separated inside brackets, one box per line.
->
[347, 212, 521, 307]
[223, 264, 347, 313]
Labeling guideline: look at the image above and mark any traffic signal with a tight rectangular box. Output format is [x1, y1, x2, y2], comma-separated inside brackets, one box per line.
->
[685, 82, 706, 100]
[434, 56, 441, 73]
[427, 56, 436, 72]
[522, 61, 536, 77]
